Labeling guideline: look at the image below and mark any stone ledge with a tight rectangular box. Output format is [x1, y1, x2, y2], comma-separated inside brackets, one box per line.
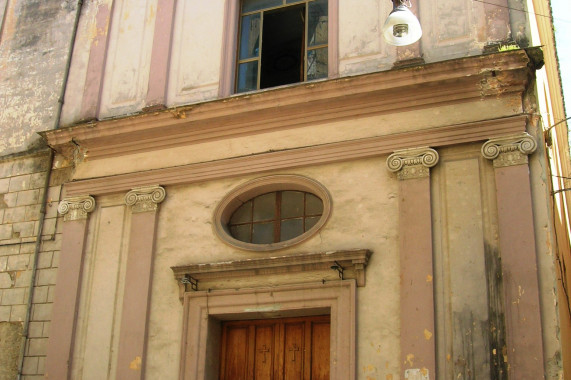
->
[171, 249, 372, 299]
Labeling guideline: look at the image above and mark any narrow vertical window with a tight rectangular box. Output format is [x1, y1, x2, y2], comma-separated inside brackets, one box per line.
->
[236, 0, 328, 93]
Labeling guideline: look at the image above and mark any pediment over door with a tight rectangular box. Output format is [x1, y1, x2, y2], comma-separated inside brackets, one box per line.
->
[171, 249, 372, 300]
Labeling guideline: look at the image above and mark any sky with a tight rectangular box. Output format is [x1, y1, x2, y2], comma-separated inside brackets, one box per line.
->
[551, 0, 571, 118]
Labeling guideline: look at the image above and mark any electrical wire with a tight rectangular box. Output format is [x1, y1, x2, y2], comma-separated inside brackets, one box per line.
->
[472, 0, 571, 24]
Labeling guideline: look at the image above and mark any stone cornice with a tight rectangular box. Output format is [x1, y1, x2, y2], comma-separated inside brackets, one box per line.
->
[63, 115, 527, 196]
[41, 50, 533, 161]
[58, 196, 96, 221]
[125, 185, 166, 213]
[171, 249, 372, 297]
[386, 147, 439, 180]
[481, 132, 537, 167]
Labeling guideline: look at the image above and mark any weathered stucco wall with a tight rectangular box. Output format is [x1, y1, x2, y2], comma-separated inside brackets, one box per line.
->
[63, 134, 562, 379]
[0, 0, 78, 155]
[59, 0, 515, 126]
[0, 2, 78, 377]
[432, 144, 504, 378]
[67, 156, 402, 380]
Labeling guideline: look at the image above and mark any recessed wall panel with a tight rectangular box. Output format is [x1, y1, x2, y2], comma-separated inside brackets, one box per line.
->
[420, 0, 485, 62]
[99, 0, 158, 118]
[73, 204, 126, 380]
[167, 0, 225, 106]
[338, 0, 394, 75]
[433, 156, 493, 379]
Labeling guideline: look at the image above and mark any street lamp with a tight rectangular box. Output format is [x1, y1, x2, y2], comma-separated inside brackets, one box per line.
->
[383, 0, 422, 46]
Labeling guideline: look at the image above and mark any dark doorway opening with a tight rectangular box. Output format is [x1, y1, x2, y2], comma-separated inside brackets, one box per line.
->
[260, 4, 305, 89]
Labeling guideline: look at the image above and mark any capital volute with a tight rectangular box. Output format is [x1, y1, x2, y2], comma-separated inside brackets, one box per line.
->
[481, 132, 537, 168]
[125, 185, 166, 213]
[386, 147, 439, 180]
[58, 196, 96, 222]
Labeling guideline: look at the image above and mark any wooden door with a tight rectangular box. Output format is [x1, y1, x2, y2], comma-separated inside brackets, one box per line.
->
[220, 315, 330, 380]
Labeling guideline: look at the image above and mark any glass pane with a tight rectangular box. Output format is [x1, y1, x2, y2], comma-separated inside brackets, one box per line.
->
[239, 14, 261, 60]
[231, 224, 252, 242]
[305, 193, 323, 215]
[286, 0, 303, 3]
[237, 61, 259, 93]
[230, 201, 252, 224]
[305, 216, 320, 231]
[308, 0, 328, 47]
[280, 218, 303, 241]
[253, 193, 276, 221]
[281, 191, 304, 218]
[252, 222, 275, 244]
[242, 0, 282, 13]
[307, 47, 327, 80]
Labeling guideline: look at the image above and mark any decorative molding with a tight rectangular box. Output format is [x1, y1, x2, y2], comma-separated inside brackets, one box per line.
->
[63, 115, 527, 196]
[57, 196, 96, 221]
[43, 50, 533, 161]
[180, 281, 356, 380]
[171, 249, 372, 300]
[481, 132, 537, 167]
[386, 147, 439, 180]
[125, 185, 166, 213]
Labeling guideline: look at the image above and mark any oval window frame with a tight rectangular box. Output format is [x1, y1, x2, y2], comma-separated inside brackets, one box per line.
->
[213, 175, 332, 251]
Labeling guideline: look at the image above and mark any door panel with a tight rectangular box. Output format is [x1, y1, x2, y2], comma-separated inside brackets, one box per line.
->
[220, 315, 330, 380]
[283, 322, 304, 379]
[221, 326, 250, 380]
[254, 325, 275, 379]
[310, 322, 330, 380]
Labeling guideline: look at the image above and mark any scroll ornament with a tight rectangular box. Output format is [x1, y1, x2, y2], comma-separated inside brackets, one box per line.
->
[481, 133, 537, 167]
[386, 147, 439, 180]
[58, 196, 96, 221]
[125, 185, 166, 213]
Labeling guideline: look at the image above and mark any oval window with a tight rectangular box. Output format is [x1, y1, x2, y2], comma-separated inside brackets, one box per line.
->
[214, 175, 331, 251]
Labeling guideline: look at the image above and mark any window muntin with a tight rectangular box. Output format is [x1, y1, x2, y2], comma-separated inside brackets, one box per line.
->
[228, 191, 324, 244]
[236, 0, 328, 93]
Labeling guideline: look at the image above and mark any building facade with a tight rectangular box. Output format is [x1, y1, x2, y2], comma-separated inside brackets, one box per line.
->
[1, 0, 570, 379]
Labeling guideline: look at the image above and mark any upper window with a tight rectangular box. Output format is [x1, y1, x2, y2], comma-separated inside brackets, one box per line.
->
[236, 0, 328, 93]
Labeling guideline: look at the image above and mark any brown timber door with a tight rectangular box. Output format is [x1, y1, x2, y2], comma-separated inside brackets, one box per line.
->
[220, 315, 330, 380]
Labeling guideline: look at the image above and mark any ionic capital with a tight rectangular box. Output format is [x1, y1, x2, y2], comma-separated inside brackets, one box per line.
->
[386, 147, 439, 180]
[125, 185, 166, 213]
[481, 133, 537, 168]
[58, 196, 96, 222]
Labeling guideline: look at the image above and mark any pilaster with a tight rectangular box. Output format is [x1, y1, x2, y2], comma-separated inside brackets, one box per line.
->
[116, 186, 166, 380]
[482, 133, 545, 379]
[46, 195, 96, 380]
[387, 147, 438, 380]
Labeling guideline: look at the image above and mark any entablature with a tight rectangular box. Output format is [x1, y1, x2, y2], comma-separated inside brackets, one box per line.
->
[42, 49, 536, 162]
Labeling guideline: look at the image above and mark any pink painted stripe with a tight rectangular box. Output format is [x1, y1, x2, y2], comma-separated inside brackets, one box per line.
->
[79, 2, 114, 121]
[45, 219, 90, 380]
[218, 0, 240, 97]
[145, 0, 176, 107]
[328, 0, 339, 78]
[399, 177, 436, 378]
[494, 165, 545, 378]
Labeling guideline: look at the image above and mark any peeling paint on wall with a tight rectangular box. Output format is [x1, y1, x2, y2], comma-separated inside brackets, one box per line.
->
[0, 0, 78, 155]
